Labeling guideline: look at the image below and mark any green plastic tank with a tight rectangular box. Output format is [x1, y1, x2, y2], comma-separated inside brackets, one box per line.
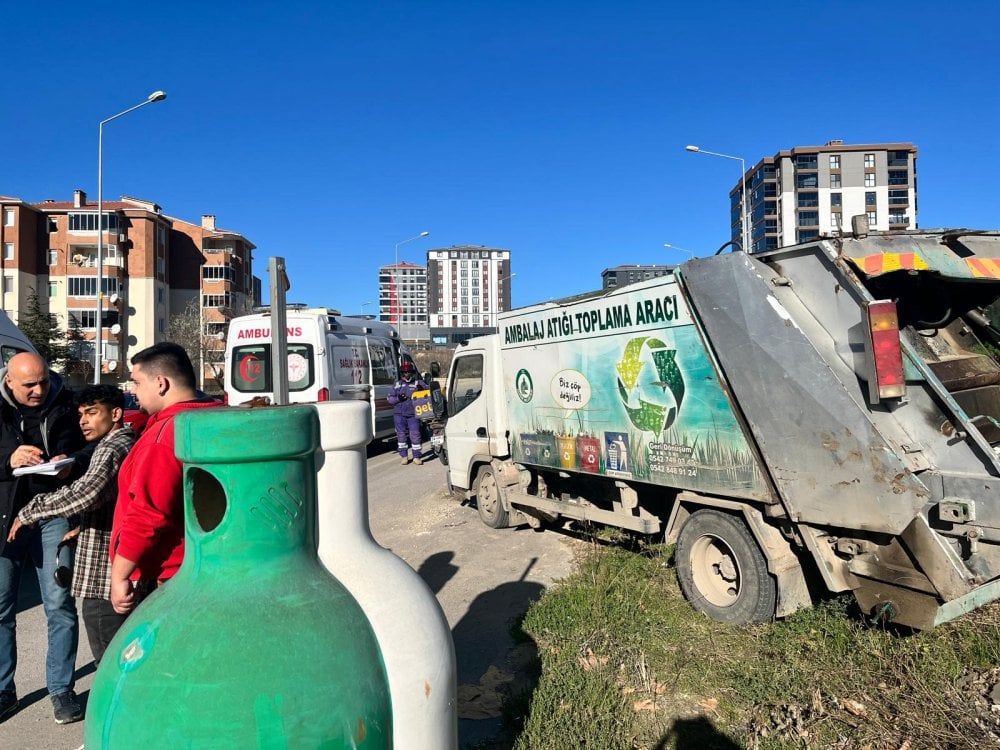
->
[84, 405, 391, 748]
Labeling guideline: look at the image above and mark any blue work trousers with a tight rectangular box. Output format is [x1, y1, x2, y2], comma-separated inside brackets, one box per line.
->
[394, 413, 423, 460]
[0, 516, 79, 696]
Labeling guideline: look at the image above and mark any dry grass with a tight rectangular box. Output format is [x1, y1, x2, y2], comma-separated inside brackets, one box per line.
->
[509, 538, 1000, 750]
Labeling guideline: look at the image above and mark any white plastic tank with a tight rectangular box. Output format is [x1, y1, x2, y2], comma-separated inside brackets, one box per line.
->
[313, 401, 458, 749]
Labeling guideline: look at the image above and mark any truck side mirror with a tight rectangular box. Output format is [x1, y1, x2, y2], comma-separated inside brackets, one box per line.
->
[429, 361, 441, 378]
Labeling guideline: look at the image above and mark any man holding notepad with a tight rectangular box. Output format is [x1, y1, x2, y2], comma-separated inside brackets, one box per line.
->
[0, 353, 87, 725]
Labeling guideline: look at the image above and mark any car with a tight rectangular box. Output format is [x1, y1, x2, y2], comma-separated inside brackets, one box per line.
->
[123, 392, 149, 435]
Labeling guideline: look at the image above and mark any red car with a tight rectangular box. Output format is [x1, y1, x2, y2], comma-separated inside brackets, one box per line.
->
[123, 392, 149, 435]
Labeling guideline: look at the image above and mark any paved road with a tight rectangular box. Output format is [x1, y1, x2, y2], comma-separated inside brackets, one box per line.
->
[2, 442, 576, 749]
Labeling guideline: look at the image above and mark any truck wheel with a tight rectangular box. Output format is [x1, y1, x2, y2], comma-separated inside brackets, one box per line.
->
[675, 509, 776, 625]
[475, 465, 509, 529]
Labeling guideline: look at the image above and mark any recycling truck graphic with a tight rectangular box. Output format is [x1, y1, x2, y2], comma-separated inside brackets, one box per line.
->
[498, 279, 765, 496]
[443, 230, 1000, 630]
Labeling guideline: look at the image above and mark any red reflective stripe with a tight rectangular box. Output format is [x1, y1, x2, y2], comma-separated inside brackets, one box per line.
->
[317, 387, 330, 402]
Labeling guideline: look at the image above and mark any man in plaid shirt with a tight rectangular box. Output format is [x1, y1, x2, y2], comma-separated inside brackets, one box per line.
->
[8, 385, 135, 666]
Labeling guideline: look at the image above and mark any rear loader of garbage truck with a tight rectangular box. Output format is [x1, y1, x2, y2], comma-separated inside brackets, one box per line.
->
[443, 229, 1000, 630]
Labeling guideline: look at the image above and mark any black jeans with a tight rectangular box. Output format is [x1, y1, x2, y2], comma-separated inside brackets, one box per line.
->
[80, 598, 127, 666]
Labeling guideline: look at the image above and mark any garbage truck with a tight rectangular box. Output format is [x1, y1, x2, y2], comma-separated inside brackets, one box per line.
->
[440, 228, 1000, 629]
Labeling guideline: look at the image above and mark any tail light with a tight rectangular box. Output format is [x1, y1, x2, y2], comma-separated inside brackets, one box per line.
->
[317, 387, 330, 402]
[866, 300, 905, 403]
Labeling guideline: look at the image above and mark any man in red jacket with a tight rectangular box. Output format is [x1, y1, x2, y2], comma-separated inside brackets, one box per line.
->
[110, 343, 218, 614]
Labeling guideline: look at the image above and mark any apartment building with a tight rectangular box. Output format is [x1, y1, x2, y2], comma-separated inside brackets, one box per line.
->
[0, 190, 258, 386]
[378, 261, 428, 343]
[731, 141, 918, 253]
[601, 264, 674, 290]
[426, 245, 511, 346]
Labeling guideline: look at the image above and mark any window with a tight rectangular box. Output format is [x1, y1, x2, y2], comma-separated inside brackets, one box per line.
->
[231, 343, 315, 394]
[67, 309, 119, 330]
[867, 211, 877, 226]
[889, 189, 909, 206]
[48, 217, 57, 233]
[67, 277, 120, 297]
[831, 192, 842, 208]
[798, 229, 819, 242]
[202, 265, 235, 282]
[864, 173, 876, 187]
[3, 275, 12, 294]
[68, 213, 119, 232]
[203, 293, 232, 308]
[864, 153, 875, 168]
[3, 209, 13, 227]
[888, 170, 908, 186]
[48, 283, 58, 297]
[865, 191, 877, 206]
[797, 192, 818, 208]
[829, 155, 841, 170]
[48, 250, 58, 266]
[2, 244, 12, 261]
[889, 212, 907, 224]
[831, 213, 842, 229]
[798, 211, 819, 227]
[448, 353, 484, 416]
[795, 154, 817, 169]
[796, 173, 818, 188]
[830, 173, 841, 189]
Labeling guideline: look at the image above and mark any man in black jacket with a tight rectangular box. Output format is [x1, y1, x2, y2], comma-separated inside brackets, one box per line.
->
[0, 353, 86, 725]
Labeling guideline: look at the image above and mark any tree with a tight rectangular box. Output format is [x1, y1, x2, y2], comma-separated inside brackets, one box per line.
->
[168, 297, 251, 394]
[18, 286, 70, 366]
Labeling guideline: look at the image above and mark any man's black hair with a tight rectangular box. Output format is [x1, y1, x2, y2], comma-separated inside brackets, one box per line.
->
[131, 342, 196, 390]
[76, 384, 125, 411]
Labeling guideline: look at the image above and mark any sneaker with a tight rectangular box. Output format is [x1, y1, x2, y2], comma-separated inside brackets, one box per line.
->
[51, 690, 83, 724]
[401, 456, 411, 465]
[413, 457, 423, 465]
[0, 691, 18, 722]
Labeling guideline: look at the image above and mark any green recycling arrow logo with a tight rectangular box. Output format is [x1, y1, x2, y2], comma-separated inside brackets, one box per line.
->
[615, 336, 685, 433]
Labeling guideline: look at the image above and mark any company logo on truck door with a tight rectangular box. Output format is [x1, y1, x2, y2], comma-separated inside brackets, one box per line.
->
[236, 326, 303, 340]
[515, 369, 534, 402]
[616, 336, 686, 433]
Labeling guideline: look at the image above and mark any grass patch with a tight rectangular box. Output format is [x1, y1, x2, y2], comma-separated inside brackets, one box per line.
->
[510, 538, 1000, 749]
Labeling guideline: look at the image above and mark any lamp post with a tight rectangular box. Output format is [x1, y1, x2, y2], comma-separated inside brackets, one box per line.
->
[391, 231, 430, 330]
[663, 243, 695, 258]
[94, 89, 167, 384]
[361, 301, 372, 316]
[685, 145, 750, 255]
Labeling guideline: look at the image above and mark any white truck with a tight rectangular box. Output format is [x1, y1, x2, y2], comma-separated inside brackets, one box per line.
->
[441, 229, 1000, 629]
[225, 307, 415, 439]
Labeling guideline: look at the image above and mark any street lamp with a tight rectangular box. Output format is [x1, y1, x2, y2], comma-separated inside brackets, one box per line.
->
[685, 145, 750, 255]
[663, 243, 695, 258]
[95, 90, 167, 384]
[391, 231, 430, 329]
[361, 301, 372, 317]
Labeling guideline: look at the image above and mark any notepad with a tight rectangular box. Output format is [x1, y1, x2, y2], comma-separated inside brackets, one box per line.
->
[12, 457, 76, 477]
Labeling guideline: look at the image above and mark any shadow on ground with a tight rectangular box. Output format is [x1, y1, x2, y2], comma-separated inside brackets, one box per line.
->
[655, 715, 742, 749]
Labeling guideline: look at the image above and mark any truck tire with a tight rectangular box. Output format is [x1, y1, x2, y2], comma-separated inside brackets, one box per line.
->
[475, 465, 509, 529]
[675, 509, 776, 625]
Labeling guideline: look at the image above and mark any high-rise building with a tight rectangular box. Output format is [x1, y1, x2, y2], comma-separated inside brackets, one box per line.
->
[0, 190, 258, 387]
[601, 265, 674, 290]
[378, 261, 428, 342]
[426, 245, 511, 346]
[734, 141, 918, 253]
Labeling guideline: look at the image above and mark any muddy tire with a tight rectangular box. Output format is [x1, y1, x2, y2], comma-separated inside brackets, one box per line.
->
[675, 509, 776, 625]
[475, 465, 509, 529]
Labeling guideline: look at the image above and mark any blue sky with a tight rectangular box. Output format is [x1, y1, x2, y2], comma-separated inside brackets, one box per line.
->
[2, 1, 998, 313]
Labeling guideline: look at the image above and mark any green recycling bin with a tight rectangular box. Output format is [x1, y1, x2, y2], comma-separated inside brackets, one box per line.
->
[84, 405, 391, 748]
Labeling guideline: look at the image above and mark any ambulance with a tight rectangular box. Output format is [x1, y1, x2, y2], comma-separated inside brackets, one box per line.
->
[224, 307, 415, 439]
